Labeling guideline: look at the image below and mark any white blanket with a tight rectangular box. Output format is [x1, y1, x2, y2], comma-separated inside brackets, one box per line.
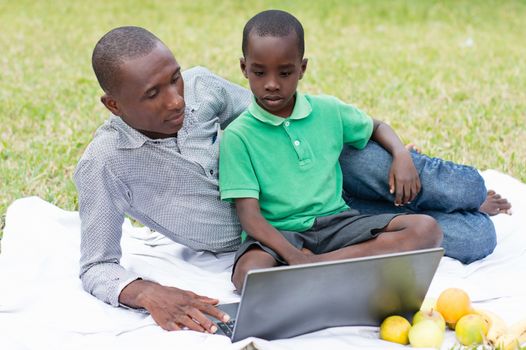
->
[1, 169, 525, 350]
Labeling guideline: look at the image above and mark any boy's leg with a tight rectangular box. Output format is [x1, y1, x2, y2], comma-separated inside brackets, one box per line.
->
[312, 214, 443, 262]
[339, 141, 486, 212]
[232, 247, 278, 293]
[231, 232, 304, 292]
[347, 197, 496, 264]
[339, 141, 500, 263]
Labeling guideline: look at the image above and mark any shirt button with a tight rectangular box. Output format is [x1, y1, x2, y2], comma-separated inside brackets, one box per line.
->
[284, 121, 290, 127]
[294, 140, 300, 147]
[210, 169, 214, 175]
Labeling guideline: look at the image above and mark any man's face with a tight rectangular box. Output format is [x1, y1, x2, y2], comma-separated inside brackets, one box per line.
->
[240, 32, 307, 118]
[102, 43, 185, 139]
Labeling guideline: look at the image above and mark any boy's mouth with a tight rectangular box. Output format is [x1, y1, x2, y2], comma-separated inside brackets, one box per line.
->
[262, 95, 284, 107]
[263, 95, 282, 101]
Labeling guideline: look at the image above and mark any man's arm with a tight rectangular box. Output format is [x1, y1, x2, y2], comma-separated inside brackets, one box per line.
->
[235, 198, 314, 265]
[198, 68, 252, 128]
[75, 158, 228, 332]
[370, 118, 421, 205]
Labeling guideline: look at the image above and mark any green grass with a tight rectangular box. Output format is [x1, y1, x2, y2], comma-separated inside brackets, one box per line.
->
[1, 0, 525, 238]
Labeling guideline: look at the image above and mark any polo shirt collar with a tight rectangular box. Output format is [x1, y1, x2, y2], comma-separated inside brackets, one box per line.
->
[248, 92, 312, 126]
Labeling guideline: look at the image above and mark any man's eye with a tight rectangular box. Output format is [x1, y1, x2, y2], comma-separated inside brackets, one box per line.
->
[147, 90, 158, 99]
[171, 75, 179, 84]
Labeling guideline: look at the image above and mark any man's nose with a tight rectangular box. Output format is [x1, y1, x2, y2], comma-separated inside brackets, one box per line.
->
[166, 87, 185, 110]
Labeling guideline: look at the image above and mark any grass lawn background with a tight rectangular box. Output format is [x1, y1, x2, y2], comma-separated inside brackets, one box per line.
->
[1, 0, 525, 238]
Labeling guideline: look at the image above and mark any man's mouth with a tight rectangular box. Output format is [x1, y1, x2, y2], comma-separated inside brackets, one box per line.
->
[166, 111, 185, 123]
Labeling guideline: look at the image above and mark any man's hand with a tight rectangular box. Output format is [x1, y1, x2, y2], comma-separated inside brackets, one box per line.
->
[389, 149, 421, 206]
[119, 279, 230, 333]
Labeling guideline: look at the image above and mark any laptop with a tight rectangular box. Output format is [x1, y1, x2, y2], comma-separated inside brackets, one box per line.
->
[214, 247, 444, 342]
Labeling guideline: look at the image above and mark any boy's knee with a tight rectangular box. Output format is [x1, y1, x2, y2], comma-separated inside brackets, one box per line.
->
[413, 214, 443, 247]
[441, 214, 496, 264]
[232, 248, 277, 291]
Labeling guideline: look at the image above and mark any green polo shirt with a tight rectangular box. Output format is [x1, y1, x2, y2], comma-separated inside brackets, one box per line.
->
[219, 92, 373, 234]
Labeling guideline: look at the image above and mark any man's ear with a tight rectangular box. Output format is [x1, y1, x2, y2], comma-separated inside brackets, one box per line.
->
[240, 57, 248, 79]
[100, 94, 121, 116]
[299, 58, 308, 80]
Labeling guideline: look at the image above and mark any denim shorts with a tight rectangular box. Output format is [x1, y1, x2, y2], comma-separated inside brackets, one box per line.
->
[234, 209, 401, 269]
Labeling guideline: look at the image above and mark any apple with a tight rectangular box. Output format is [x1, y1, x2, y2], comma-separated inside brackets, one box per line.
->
[413, 308, 446, 331]
[409, 320, 444, 349]
[420, 297, 437, 313]
[380, 315, 411, 345]
[455, 314, 487, 346]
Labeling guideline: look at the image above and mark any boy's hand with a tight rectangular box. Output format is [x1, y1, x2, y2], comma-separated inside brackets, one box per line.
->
[286, 248, 320, 265]
[119, 279, 229, 333]
[389, 150, 421, 206]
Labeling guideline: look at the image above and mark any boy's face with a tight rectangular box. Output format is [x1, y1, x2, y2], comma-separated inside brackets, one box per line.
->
[240, 32, 307, 118]
[101, 43, 185, 139]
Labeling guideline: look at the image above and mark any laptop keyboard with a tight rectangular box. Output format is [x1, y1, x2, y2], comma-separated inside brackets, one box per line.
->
[217, 320, 236, 337]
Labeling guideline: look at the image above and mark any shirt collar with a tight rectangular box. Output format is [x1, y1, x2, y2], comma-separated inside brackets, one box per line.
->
[247, 92, 312, 126]
[110, 115, 178, 149]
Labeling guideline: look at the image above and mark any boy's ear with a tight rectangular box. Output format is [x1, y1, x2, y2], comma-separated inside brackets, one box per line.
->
[100, 94, 121, 116]
[299, 58, 308, 80]
[240, 57, 248, 78]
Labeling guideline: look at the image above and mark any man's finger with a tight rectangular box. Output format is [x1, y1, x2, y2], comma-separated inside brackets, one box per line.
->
[197, 296, 219, 305]
[187, 308, 218, 333]
[198, 302, 230, 323]
[176, 314, 207, 333]
[165, 321, 182, 331]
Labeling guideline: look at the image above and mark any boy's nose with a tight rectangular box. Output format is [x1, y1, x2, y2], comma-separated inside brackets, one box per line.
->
[264, 77, 279, 91]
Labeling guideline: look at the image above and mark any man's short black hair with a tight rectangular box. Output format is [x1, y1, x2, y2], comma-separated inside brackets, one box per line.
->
[242, 10, 304, 58]
[92, 26, 161, 94]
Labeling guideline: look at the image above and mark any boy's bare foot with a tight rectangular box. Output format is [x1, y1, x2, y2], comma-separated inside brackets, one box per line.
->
[480, 190, 512, 216]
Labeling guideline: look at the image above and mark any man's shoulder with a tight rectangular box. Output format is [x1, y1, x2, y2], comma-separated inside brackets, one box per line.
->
[182, 66, 213, 80]
[76, 119, 123, 167]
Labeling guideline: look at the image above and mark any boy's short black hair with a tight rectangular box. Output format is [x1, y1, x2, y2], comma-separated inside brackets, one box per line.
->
[92, 26, 161, 94]
[242, 10, 304, 58]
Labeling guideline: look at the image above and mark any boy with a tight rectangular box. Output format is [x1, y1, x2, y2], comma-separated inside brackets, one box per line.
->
[219, 10, 443, 292]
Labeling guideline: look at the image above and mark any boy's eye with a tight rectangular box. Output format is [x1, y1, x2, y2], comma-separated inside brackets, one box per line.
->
[171, 75, 179, 84]
[253, 71, 264, 77]
[280, 71, 292, 77]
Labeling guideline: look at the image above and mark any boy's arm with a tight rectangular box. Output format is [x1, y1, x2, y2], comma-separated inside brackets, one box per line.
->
[370, 118, 421, 205]
[235, 198, 314, 265]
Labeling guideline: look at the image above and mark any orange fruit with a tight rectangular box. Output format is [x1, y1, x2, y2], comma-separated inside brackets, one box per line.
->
[436, 288, 472, 329]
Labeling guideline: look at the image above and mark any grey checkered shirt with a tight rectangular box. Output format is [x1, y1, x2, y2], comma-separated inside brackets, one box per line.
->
[74, 67, 252, 306]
